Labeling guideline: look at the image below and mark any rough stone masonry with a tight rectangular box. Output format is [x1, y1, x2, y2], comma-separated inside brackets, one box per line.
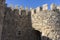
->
[0, 0, 60, 40]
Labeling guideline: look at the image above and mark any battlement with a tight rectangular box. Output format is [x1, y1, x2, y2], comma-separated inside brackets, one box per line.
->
[7, 4, 60, 15]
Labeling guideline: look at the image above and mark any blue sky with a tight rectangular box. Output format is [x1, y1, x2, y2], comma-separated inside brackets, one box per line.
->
[6, 0, 60, 9]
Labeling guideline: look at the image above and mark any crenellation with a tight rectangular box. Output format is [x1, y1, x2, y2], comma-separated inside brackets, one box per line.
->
[42, 4, 48, 11]
[19, 6, 25, 15]
[20, 10, 26, 16]
[36, 7, 42, 13]
[50, 3, 57, 10]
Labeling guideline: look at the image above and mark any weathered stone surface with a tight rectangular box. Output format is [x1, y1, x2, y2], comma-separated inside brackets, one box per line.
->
[0, 0, 60, 40]
[0, 0, 5, 40]
[31, 10, 60, 40]
[1, 7, 41, 40]
[42, 4, 48, 11]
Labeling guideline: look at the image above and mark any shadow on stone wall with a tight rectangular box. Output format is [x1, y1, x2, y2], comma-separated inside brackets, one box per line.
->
[41, 36, 52, 40]
[33, 30, 52, 40]
[33, 30, 42, 40]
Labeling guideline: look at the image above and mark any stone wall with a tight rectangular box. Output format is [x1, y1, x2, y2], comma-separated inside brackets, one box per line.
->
[0, 0, 5, 40]
[1, 6, 42, 40]
[0, 0, 60, 40]
[0, 6, 4, 40]
[31, 8, 60, 40]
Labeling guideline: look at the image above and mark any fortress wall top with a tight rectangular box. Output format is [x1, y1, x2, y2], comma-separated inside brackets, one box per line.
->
[8, 5, 29, 15]
[8, 4, 60, 16]
[8, 4, 60, 11]
[30, 4, 60, 14]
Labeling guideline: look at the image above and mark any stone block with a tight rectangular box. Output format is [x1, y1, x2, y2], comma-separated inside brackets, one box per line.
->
[42, 4, 48, 10]
[50, 3, 56, 10]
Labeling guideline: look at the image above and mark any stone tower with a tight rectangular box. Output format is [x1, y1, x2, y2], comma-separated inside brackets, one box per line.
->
[0, 0, 5, 40]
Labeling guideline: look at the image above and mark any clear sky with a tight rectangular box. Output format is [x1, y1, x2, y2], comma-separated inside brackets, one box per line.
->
[6, 0, 60, 9]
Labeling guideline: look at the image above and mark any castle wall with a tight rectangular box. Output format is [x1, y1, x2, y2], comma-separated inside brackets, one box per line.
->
[0, 1, 60, 40]
[31, 5, 60, 40]
[1, 6, 42, 40]
[1, 7, 16, 40]
[0, 0, 5, 40]
[0, 6, 4, 40]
